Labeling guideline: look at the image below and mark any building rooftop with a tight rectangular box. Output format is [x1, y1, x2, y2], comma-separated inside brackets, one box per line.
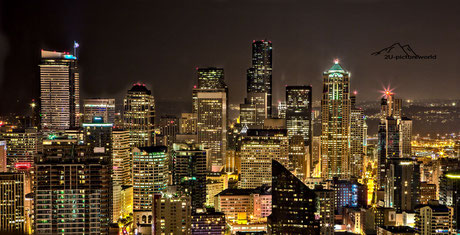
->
[137, 146, 168, 153]
[128, 83, 151, 94]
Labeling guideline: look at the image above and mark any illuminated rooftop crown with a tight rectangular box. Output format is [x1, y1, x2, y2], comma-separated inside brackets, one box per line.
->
[328, 59, 344, 72]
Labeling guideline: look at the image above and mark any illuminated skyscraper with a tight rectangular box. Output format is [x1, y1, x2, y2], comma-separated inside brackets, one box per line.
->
[172, 143, 208, 211]
[193, 67, 227, 168]
[415, 201, 454, 235]
[380, 92, 402, 122]
[0, 173, 25, 233]
[286, 85, 313, 179]
[378, 118, 400, 187]
[0, 141, 6, 172]
[350, 105, 367, 177]
[83, 98, 115, 124]
[132, 146, 168, 227]
[399, 117, 412, 158]
[158, 115, 179, 146]
[321, 60, 351, 179]
[247, 40, 273, 117]
[268, 160, 320, 234]
[112, 129, 131, 186]
[123, 83, 155, 147]
[239, 129, 289, 189]
[39, 50, 80, 132]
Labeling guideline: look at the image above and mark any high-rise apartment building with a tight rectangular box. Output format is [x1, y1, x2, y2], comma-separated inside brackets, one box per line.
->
[83, 98, 115, 124]
[268, 160, 320, 234]
[0, 173, 25, 233]
[124, 83, 155, 147]
[39, 50, 80, 132]
[247, 40, 273, 117]
[239, 129, 289, 189]
[321, 60, 351, 179]
[193, 67, 227, 168]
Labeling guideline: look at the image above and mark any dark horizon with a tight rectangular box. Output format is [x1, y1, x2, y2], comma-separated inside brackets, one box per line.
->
[1, 0, 460, 115]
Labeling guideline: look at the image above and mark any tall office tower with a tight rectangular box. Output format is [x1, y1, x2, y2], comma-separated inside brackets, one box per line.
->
[239, 129, 289, 189]
[0, 128, 41, 170]
[83, 98, 115, 123]
[415, 201, 454, 235]
[0, 173, 25, 233]
[152, 194, 192, 235]
[215, 186, 272, 224]
[268, 160, 320, 234]
[321, 60, 351, 179]
[112, 129, 131, 186]
[350, 107, 367, 177]
[158, 115, 179, 146]
[380, 92, 402, 122]
[123, 83, 155, 147]
[239, 92, 268, 128]
[286, 85, 313, 179]
[132, 146, 168, 227]
[399, 117, 412, 157]
[377, 118, 401, 187]
[39, 50, 80, 132]
[35, 137, 110, 234]
[193, 67, 227, 168]
[179, 113, 197, 134]
[172, 143, 208, 211]
[314, 186, 335, 235]
[247, 40, 273, 117]
[384, 158, 420, 212]
[191, 208, 226, 235]
[0, 141, 7, 172]
[439, 171, 460, 234]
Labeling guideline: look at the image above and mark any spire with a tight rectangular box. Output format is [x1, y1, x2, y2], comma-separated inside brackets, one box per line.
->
[328, 59, 344, 72]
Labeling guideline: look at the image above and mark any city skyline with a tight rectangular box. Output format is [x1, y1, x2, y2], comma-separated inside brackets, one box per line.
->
[2, 0, 460, 115]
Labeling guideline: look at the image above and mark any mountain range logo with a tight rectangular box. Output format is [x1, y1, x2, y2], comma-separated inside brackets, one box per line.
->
[372, 43, 436, 60]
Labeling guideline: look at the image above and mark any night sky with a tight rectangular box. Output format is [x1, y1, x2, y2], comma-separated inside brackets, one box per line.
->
[1, 0, 460, 115]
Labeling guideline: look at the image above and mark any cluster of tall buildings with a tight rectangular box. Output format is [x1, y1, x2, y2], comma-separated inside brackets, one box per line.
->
[0, 39, 458, 235]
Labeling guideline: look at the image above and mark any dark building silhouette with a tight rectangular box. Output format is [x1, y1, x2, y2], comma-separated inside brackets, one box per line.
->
[268, 160, 319, 234]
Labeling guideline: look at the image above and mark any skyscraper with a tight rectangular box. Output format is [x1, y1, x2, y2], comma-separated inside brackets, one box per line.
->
[83, 98, 115, 124]
[112, 129, 131, 186]
[399, 117, 412, 158]
[247, 40, 273, 117]
[193, 67, 227, 168]
[239, 92, 268, 128]
[0, 173, 25, 233]
[239, 129, 289, 189]
[286, 85, 313, 179]
[39, 50, 80, 132]
[268, 160, 320, 234]
[321, 60, 351, 179]
[123, 83, 155, 147]
[132, 146, 168, 227]
[415, 201, 454, 235]
[172, 143, 208, 211]
[350, 105, 367, 177]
